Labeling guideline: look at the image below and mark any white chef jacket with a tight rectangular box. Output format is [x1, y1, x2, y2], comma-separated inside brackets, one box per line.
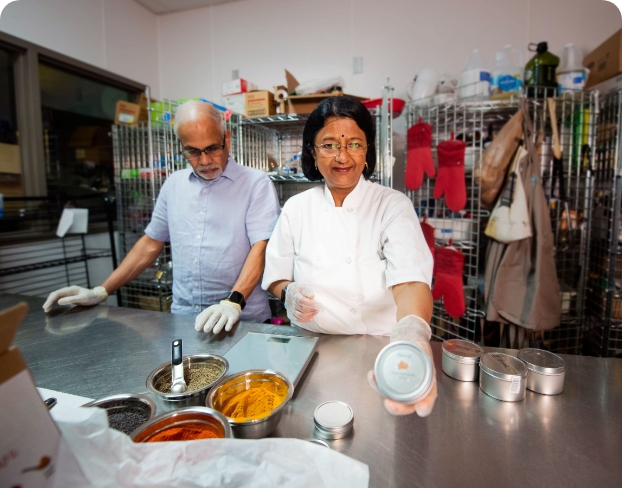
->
[262, 176, 433, 336]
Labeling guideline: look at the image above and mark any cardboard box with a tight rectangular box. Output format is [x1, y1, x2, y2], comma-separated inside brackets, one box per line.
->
[222, 78, 257, 96]
[0, 303, 62, 487]
[584, 28, 622, 88]
[0, 142, 21, 174]
[115, 100, 141, 125]
[588, 72, 622, 96]
[279, 69, 366, 114]
[223, 94, 247, 115]
[245, 90, 276, 118]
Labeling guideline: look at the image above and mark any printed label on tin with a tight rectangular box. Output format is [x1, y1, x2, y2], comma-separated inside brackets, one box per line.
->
[510, 377, 521, 394]
[446, 341, 482, 354]
[492, 353, 519, 375]
[384, 350, 425, 394]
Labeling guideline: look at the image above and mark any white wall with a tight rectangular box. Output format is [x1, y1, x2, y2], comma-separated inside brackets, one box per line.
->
[157, 0, 622, 106]
[0, 0, 161, 98]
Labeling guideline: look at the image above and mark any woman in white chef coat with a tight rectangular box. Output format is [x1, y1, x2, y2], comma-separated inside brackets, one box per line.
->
[262, 97, 437, 417]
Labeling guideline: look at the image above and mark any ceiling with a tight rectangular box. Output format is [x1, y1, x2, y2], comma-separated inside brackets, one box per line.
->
[133, 0, 243, 14]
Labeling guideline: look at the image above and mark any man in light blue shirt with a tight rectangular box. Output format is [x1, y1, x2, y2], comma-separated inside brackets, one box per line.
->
[43, 101, 280, 334]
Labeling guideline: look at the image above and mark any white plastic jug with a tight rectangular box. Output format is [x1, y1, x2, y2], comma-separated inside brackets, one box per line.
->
[491, 45, 523, 94]
[557, 43, 589, 93]
[459, 49, 491, 99]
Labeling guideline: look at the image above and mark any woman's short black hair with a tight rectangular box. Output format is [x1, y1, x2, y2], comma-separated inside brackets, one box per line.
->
[301, 97, 376, 181]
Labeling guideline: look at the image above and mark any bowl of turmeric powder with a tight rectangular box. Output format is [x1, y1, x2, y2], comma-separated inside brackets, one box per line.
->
[131, 406, 232, 442]
[207, 369, 294, 439]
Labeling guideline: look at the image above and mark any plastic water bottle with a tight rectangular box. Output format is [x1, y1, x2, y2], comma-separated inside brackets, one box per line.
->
[459, 49, 491, 99]
[557, 44, 588, 93]
[491, 45, 523, 96]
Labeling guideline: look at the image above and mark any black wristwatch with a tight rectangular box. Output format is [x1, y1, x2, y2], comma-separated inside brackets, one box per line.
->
[226, 291, 246, 310]
[280, 283, 290, 304]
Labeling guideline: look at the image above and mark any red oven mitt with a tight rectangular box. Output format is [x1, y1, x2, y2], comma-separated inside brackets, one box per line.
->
[433, 133, 466, 212]
[432, 245, 465, 318]
[420, 216, 435, 260]
[405, 117, 435, 190]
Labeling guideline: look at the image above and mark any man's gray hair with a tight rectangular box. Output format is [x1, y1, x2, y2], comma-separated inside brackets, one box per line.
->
[174, 100, 226, 138]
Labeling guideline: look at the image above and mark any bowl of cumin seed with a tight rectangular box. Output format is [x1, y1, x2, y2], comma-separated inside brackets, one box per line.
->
[147, 354, 228, 411]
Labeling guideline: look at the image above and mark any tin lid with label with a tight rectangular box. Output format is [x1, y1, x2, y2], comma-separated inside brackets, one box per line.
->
[442, 339, 485, 364]
[480, 352, 528, 381]
[374, 341, 434, 404]
[517, 348, 566, 375]
[313, 401, 354, 436]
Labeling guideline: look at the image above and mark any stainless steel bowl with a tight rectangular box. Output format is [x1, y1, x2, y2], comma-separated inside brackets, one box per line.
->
[146, 354, 228, 411]
[82, 393, 156, 436]
[207, 369, 294, 439]
[131, 406, 232, 442]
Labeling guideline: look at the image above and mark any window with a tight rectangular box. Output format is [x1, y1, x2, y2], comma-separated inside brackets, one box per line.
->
[0, 47, 20, 197]
[40, 62, 134, 200]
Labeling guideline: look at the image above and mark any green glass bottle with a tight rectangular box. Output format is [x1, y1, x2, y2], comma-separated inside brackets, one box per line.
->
[524, 42, 560, 98]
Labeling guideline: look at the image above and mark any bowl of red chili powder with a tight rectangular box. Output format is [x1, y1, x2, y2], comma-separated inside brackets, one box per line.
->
[131, 406, 232, 442]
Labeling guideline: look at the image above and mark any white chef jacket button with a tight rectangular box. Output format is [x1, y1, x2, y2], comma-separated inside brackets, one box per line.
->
[195, 305, 199, 311]
[196, 234, 201, 239]
[347, 208, 353, 212]
[199, 211, 204, 216]
[194, 281, 199, 287]
[346, 258, 351, 264]
[193, 258, 198, 264]
[350, 308, 357, 314]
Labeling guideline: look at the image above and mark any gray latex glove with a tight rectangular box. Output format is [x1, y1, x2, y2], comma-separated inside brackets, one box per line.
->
[194, 300, 241, 334]
[368, 314, 438, 417]
[284, 283, 324, 323]
[42, 286, 108, 312]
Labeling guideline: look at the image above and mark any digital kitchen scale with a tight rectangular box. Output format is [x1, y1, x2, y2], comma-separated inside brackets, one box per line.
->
[223, 332, 318, 387]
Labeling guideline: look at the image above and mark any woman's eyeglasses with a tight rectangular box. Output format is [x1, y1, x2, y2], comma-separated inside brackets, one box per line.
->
[180, 134, 226, 160]
[314, 142, 368, 157]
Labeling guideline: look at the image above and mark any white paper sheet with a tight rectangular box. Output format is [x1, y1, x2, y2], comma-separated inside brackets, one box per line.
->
[38, 387, 93, 408]
[50, 404, 369, 488]
[56, 208, 89, 237]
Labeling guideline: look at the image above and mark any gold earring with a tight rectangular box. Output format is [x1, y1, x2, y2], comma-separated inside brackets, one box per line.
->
[365, 162, 369, 170]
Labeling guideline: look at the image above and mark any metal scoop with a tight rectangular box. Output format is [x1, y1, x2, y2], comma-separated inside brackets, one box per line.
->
[170, 339, 187, 393]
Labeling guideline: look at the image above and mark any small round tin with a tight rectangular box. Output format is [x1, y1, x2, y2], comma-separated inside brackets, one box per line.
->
[479, 352, 528, 402]
[374, 341, 434, 404]
[517, 348, 566, 395]
[442, 339, 484, 382]
[313, 401, 354, 440]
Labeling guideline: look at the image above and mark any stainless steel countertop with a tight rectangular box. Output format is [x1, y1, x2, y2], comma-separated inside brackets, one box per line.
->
[4, 294, 621, 487]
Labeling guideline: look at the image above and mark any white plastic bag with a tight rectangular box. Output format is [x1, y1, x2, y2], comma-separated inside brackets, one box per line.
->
[485, 146, 531, 243]
[295, 77, 345, 95]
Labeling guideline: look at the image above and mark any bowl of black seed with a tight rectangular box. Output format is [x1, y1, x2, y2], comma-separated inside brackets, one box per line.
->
[82, 394, 156, 436]
[147, 354, 229, 411]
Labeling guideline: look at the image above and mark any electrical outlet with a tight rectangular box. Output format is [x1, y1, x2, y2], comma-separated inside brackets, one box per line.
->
[353, 57, 363, 74]
[232, 69, 239, 80]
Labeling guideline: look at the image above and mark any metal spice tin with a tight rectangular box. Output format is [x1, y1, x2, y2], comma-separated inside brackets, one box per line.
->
[313, 401, 354, 440]
[374, 341, 434, 405]
[442, 339, 485, 382]
[479, 352, 528, 402]
[517, 348, 566, 395]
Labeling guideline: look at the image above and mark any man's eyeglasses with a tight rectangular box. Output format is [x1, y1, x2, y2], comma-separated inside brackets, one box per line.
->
[313, 142, 369, 157]
[180, 133, 226, 161]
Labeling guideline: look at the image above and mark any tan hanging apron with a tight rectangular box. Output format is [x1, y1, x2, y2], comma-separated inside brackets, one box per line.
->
[484, 98, 561, 331]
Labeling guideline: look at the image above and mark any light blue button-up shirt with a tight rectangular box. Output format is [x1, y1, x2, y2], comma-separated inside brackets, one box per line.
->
[145, 157, 280, 321]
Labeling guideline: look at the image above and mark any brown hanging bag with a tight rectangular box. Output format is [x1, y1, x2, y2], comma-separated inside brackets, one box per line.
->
[477, 109, 523, 209]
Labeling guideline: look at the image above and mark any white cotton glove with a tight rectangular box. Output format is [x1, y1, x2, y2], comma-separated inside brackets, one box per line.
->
[194, 300, 242, 334]
[368, 314, 438, 417]
[42, 286, 108, 312]
[284, 283, 324, 323]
